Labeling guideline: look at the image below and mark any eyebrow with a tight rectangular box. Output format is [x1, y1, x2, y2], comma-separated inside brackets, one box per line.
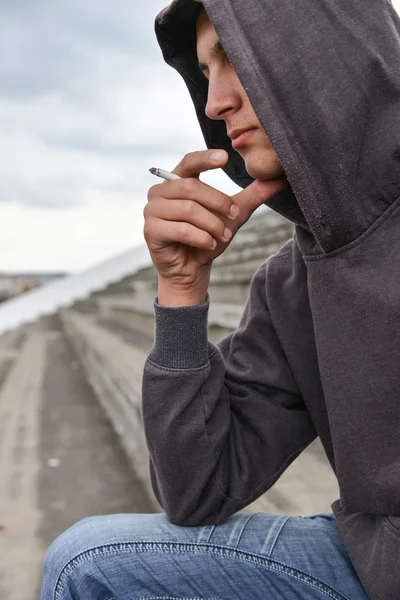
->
[198, 40, 225, 72]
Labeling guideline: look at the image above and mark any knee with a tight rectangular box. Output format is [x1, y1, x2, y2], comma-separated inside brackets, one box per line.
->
[41, 513, 170, 599]
[41, 513, 166, 598]
[41, 516, 104, 599]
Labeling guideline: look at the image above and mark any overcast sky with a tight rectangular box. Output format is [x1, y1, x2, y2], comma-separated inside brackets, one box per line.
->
[1, 1, 399, 273]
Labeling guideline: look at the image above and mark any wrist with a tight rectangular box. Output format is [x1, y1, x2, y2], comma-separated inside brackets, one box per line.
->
[158, 274, 210, 307]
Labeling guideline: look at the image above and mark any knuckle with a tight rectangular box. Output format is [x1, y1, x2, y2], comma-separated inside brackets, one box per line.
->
[175, 150, 206, 177]
[143, 201, 157, 220]
[179, 222, 191, 241]
[180, 177, 196, 196]
[143, 216, 157, 240]
[147, 184, 159, 201]
[183, 200, 197, 217]
[143, 222, 151, 241]
[177, 152, 191, 171]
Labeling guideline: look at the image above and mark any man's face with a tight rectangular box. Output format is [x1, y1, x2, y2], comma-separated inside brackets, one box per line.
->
[196, 10, 285, 181]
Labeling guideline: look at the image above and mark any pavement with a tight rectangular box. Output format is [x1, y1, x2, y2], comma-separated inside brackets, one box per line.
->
[0, 314, 154, 600]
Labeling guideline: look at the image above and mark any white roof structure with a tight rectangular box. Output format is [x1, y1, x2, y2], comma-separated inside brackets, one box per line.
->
[0, 243, 151, 336]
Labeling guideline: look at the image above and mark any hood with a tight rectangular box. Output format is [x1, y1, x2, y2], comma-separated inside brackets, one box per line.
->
[155, 0, 400, 254]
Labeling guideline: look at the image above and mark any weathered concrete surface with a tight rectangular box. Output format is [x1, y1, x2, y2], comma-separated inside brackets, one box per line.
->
[0, 332, 45, 600]
[37, 315, 155, 544]
[0, 329, 26, 391]
[247, 438, 339, 515]
[0, 315, 155, 600]
[60, 310, 158, 508]
[97, 314, 153, 354]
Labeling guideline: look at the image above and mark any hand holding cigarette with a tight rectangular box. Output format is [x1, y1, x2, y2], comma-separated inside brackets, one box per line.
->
[144, 149, 287, 306]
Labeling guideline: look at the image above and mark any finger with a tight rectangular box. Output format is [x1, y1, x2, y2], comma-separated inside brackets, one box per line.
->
[172, 149, 229, 178]
[144, 199, 234, 244]
[151, 177, 237, 221]
[145, 217, 218, 252]
[232, 176, 289, 223]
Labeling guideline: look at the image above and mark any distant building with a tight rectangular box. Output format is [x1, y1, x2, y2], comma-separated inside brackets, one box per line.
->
[0, 272, 66, 303]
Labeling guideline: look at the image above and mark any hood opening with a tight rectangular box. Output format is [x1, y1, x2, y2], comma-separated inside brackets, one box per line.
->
[155, 0, 400, 255]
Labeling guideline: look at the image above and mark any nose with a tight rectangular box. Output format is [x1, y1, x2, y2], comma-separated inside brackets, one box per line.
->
[205, 74, 241, 120]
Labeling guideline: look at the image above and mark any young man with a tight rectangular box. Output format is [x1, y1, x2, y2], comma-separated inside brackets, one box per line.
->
[41, 1, 400, 599]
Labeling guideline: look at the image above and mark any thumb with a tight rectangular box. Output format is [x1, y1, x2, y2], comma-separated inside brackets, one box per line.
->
[232, 176, 288, 224]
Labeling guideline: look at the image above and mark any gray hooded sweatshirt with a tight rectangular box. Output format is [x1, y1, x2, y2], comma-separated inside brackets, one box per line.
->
[142, 1, 400, 597]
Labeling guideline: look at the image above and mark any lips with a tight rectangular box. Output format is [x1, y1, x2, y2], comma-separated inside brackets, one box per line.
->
[230, 128, 257, 149]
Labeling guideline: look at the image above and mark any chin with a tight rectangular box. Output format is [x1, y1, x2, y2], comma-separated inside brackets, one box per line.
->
[243, 151, 285, 180]
[245, 163, 284, 180]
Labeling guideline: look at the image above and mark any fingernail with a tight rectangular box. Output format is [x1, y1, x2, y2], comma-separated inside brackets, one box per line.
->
[229, 204, 239, 219]
[223, 227, 232, 241]
[211, 150, 226, 163]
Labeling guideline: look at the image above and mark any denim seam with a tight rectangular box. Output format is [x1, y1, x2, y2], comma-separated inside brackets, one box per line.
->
[54, 541, 350, 600]
[234, 512, 260, 548]
[267, 515, 291, 558]
[137, 597, 220, 600]
[205, 526, 215, 544]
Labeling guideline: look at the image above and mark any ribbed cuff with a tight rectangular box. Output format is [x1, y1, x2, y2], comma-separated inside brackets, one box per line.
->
[148, 294, 211, 369]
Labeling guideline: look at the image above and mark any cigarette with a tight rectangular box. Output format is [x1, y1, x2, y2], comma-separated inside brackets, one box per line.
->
[149, 167, 181, 181]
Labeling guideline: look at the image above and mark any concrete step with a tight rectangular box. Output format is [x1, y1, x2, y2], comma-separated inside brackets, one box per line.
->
[96, 315, 154, 354]
[60, 309, 159, 507]
[0, 328, 26, 393]
[248, 438, 339, 515]
[0, 314, 155, 600]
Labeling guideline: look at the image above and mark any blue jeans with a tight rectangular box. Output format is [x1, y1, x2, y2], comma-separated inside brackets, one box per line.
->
[41, 511, 370, 600]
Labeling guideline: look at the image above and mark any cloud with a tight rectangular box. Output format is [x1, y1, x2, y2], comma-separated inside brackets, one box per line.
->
[0, 0, 210, 216]
[0, 0, 165, 100]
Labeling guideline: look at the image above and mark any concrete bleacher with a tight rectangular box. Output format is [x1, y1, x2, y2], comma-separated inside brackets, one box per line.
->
[0, 207, 339, 599]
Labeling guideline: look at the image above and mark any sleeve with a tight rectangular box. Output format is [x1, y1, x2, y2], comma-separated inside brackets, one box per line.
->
[141, 262, 316, 526]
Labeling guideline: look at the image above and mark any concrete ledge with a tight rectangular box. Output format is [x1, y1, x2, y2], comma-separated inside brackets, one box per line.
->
[60, 308, 162, 512]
